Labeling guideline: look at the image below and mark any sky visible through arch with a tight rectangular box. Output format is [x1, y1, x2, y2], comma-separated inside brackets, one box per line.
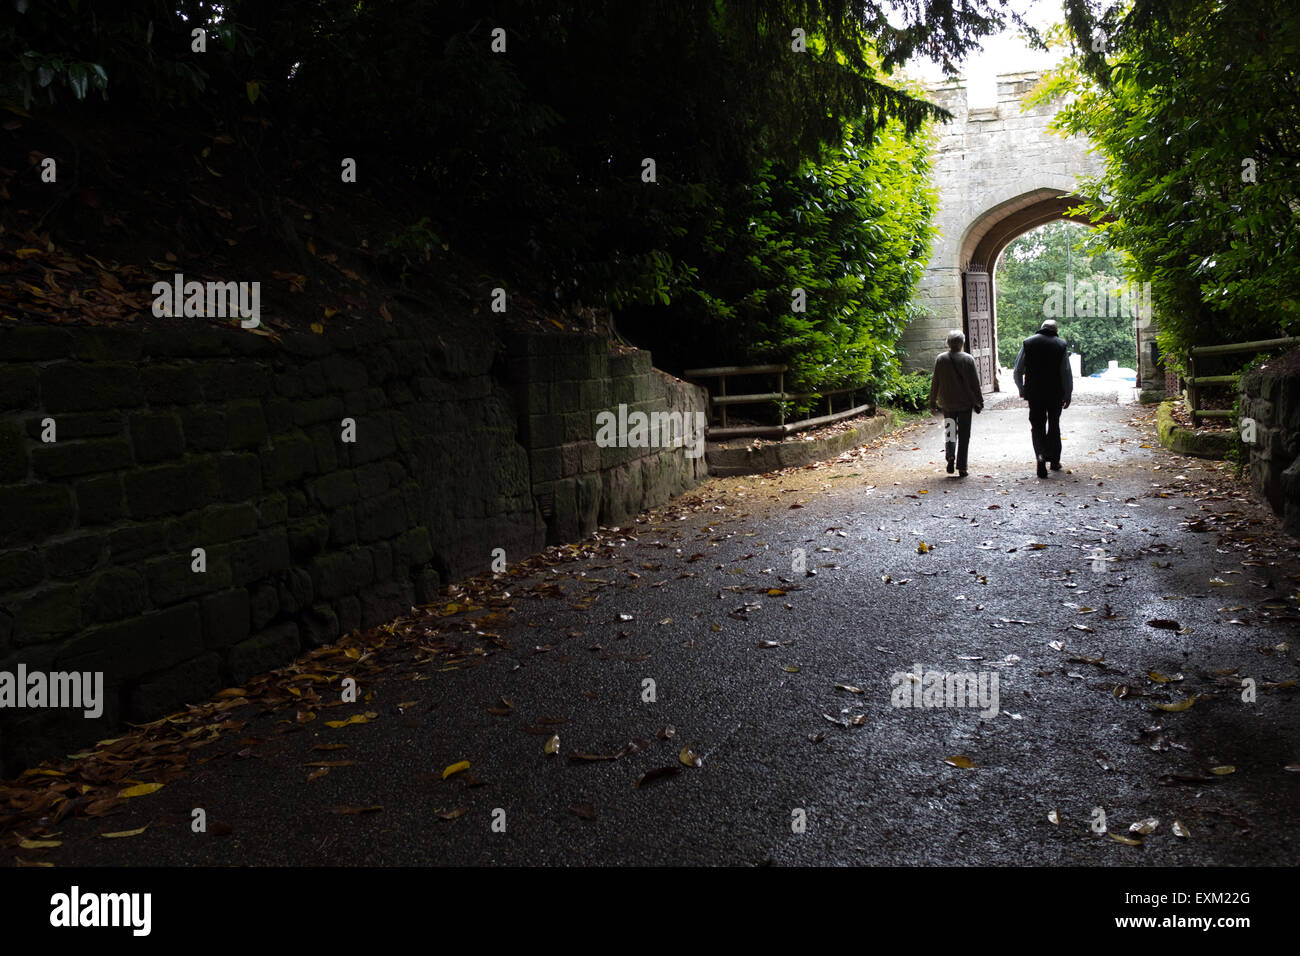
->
[895, 0, 1065, 104]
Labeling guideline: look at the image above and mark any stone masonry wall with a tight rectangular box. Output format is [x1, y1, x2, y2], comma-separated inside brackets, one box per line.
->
[0, 320, 704, 774]
[1240, 349, 1300, 537]
[505, 332, 708, 543]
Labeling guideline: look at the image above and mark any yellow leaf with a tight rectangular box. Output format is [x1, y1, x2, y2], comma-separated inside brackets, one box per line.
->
[1108, 832, 1143, 846]
[1209, 765, 1236, 775]
[101, 825, 149, 839]
[325, 712, 374, 729]
[781, 664, 800, 673]
[944, 755, 976, 769]
[246, 80, 260, 104]
[118, 783, 164, 798]
[15, 248, 43, 259]
[324, 306, 338, 318]
[679, 746, 703, 768]
[1153, 695, 1196, 713]
[18, 839, 61, 849]
[442, 760, 470, 780]
[917, 541, 930, 554]
[544, 734, 560, 755]
[310, 322, 324, 334]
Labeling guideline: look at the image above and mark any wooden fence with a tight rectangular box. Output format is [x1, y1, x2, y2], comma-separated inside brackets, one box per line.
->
[1185, 336, 1300, 426]
[682, 364, 872, 440]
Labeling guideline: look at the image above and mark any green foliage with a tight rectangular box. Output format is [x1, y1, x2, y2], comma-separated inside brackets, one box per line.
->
[1036, 0, 1300, 363]
[378, 217, 443, 286]
[6, 1, 1004, 298]
[995, 221, 1137, 375]
[884, 369, 933, 413]
[1, 1, 259, 113]
[664, 113, 938, 415]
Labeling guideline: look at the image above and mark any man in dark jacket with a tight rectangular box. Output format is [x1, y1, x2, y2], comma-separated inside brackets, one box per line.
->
[1012, 319, 1073, 478]
[928, 329, 984, 477]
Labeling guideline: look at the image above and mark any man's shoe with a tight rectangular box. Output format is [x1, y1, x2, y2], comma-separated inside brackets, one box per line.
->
[946, 459, 955, 474]
[1036, 459, 1048, 479]
[958, 469, 968, 477]
[1050, 461, 1061, 471]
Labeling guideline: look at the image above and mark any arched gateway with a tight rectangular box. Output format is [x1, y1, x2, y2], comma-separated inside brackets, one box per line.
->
[902, 72, 1158, 394]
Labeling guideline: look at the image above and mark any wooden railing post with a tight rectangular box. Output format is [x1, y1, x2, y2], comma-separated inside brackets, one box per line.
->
[777, 369, 785, 427]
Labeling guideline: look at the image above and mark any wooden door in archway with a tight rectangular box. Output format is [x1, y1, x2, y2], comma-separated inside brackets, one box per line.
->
[962, 266, 995, 392]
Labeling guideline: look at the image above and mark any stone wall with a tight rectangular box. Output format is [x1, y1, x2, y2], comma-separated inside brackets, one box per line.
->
[1240, 349, 1300, 537]
[505, 333, 707, 543]
[0, 320, 705, 774]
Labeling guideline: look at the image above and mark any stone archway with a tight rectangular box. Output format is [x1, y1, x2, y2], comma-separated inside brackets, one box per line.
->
[904, 72, 1106, 391]
[959, 188, 1096, 391]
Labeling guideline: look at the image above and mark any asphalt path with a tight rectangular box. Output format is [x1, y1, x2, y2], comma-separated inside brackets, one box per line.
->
[13, 387, 1300, 866]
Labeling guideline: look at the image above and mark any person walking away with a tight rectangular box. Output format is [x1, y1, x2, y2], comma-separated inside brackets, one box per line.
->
[928, 329, 984, 477]
[1012, 319, 1073, 479]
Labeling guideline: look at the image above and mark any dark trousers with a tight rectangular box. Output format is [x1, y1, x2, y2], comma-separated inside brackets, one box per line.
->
[942, 407, 973, 470]
[1028, 401, 1062, 464]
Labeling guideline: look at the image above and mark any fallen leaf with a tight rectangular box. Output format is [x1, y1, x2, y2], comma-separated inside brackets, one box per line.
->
[1129, 817, 1160, 835]
[944, 755, 977, 769]
[442, 760, 470, 780]
[1047, 809, 1060, 825]
[1146, 619, 1182, 630]
[101, 825, 149, 839]
[1209, 765, 1236, 775]
[118, 783, 164, 798]
[636, 766, 681, 788]
[1108, 832, 1143, 846]
[324, 711, 376, 729]
[679, 746, 703, 768]
[1172, 820, 1190, 838]
[1152, 696, 1197, 713]
[544, 734, 560, 755]
[18, 839, 61, 849]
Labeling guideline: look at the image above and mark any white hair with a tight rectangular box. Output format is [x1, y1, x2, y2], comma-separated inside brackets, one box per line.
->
[946, 330, 965, 350]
